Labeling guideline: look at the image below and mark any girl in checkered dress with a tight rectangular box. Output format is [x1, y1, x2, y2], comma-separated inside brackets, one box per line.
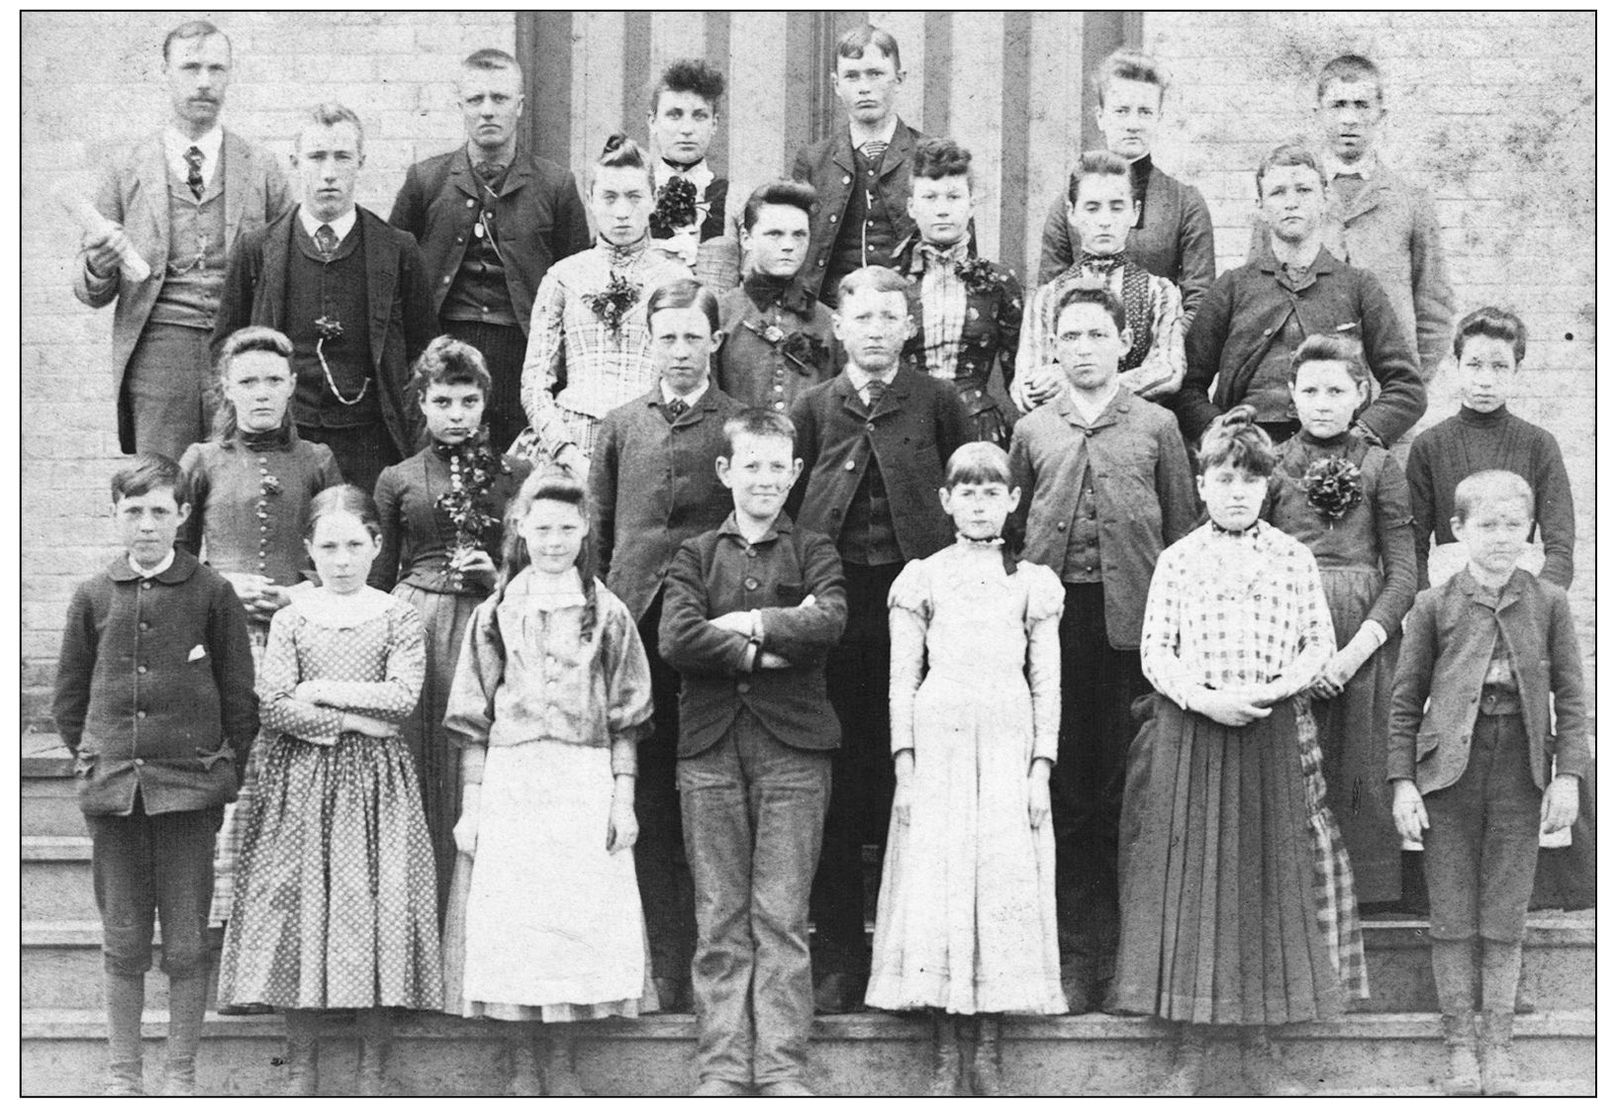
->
[1112, 407, 1352, 1095]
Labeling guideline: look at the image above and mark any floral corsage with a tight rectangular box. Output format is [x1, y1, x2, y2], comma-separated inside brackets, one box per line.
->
[1300, 456, 1364, 522]
[954, 256, 1004, 297]
[744, 321, 830, 375]
[582, 272, 642, 334]
[260, 474, 282, 497]
[434, 431, 512, 588]
[649, 176, 699, 238]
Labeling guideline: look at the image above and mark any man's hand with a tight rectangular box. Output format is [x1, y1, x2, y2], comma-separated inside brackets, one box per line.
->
[1541, 774, 1579, 836]
[1392, 779, 1428, 845]
[82, 223, 132, 279]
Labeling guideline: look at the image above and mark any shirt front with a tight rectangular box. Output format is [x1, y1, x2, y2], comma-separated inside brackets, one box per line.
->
[164, 125, 223, 188]
[297, 204, 358, 246]
[660, 379, 710, 408]
[129, 548, 176, 579]
[917, 240, 970, 379]
[844, 364, 899, 407]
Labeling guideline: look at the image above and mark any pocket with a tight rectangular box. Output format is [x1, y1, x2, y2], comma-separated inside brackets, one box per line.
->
[1415, 731, 1441, 761]
[72, 751, 96, 779]
[195, 745, 235, 771]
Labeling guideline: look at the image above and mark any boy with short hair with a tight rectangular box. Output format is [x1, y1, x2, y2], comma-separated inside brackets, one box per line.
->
[1008, 285, 1198, 1013]
[660, 408, 848, 1096]
[53, 454, 258, 1095]
[715, 181, 839, 412]
[1389, 469, 1587, 1095]
[788, 265, 968, 1011]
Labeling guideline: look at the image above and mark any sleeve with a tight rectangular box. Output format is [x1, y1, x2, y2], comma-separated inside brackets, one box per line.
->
[886, 561, 931, 756]
[297, 603, 427, 721]
[520, 271, 574, 458]
[1036, 188, 1074, 288]
[589, 416, 620, 582]
[72, 158, 125, 309]
[1120, 277, 1185, 399]
[1365, 452, 1419, 635]
[1023, 566, 1065, 765]
[658, 540, 751, 676]
[262, 156, 294, 223]
[1546, 588, 1590, 779]
[1355, 273, 1428, 447]
[784, 393, 818, 522]
[398, 239, 435, 447]
[1011, 284, 1051, 412]
[1138, 547, 1199, 707]
[314, 443, 346, 490]
[258, 610, 342, 746]
[1007, 422, 1035, 549]
[51, 583, 98, 751]
[210, 231, 260, 364]
[756, 532, 848, 665]
[1272, 546, 1336, 697]
[995, 270, 1025, 396]
[441, 599, 501, 751]
[935, 381, 970, 465]
[1168, 273, 1232, 447]
[789, 145, 812, 184]
[1407, 188, 1455, 380]
[1154, 416, 1201, 545]
[176, 445, 207, 557]
[1405, 433, 1437, 590]
[1387, 594, 1437, 782]
[368, 465, 405, 591]
[208, 577, 260, 764]
[387, 165, 426, 239]
[600, 599, 656, 771]
[1534, 431, 1577, 589]
[1175, 185, 1217, 325]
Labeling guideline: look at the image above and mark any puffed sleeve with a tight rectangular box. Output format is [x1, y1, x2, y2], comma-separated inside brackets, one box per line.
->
[1022, 564, 1065, 765]
[599, 592, 655, 775]
[1139, 542, 1198, 708]
[442, 596, 503, 752]
[887, 560, 932, 757]
[520, 270, 574, 459]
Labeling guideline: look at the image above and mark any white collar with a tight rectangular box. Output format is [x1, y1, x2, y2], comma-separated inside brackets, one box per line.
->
[128, 548, 176, 579]
[845, 363, 898, 396]
[297, 204, 358, 245]
[1067, 382, 1120, 426]
[655, 157, 715, 195]
[849, 115, 899, 151]
[661, 379, 709, 407]
[163, 125, 224, 187]
[1322, 149, 1381, 182]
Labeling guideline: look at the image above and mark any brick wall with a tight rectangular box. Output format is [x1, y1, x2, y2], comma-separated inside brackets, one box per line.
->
[20, 12, 1596, 728]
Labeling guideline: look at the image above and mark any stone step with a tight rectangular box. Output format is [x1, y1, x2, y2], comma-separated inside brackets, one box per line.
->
[19, 1008, 1594, 1096]
[22, 836, 95, 921]
[21, 755, 83, 837]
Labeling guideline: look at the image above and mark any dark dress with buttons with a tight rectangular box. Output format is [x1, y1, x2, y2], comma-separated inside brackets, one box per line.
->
[715, 276, 838, 414]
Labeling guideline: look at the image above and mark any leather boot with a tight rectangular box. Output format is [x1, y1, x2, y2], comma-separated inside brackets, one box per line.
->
[103, 972, 146, 1095]
[160, 973, 208, 1095]
[505, 1029, 544, 1097]
[356, 1007, 393, 1096]
[969, 1014, 1005, 1096]
[1240, 1027, 1308, 1097]
[1151, 1023, 1208, 1097]
[925, 1011, 962, 1096]
[281, 1010, 321, 1098]
[1440, 1013, 1482, 1096]
[541, 1024, 587, 1097]
[1479, 1011, 1518, 1096]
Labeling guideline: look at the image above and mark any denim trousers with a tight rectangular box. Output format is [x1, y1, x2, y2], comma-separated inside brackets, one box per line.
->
[680, 711, 832, 1086]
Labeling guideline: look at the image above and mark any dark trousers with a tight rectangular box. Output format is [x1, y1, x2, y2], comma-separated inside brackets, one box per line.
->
[1423, 713, 1542, 944]
[85, 793, 223, 979]
[681, 711, 831, 1086]
[1053, 582, 1150, 992]
[124, 322, 216, 460]
[635, 594, 696, 987]
[809, 560, 901, 976]
[299, 422, 399, 501]
[443, 319, 528, 454]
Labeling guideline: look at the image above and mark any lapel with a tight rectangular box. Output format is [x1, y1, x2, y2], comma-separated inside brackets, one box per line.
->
[831, 126, 856, 174]
[501, 153, 533, 199]
[834, 372, 867, 421]
[1335, 166, 1390, 224]
[358, 207, 396, 369]
[220, 129, 248, 246]
[135, 132, 171, 264]
[878, 120, 915, 182]
[868, 368, 910, 422]
[259, 210, 293, 328]
[449, 149, 481, 201]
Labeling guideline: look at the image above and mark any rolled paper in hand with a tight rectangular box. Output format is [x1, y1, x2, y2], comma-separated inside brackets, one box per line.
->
[59, 193, 152, 282]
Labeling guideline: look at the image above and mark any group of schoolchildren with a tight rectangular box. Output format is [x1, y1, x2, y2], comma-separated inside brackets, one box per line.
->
[55, 22, 1588, 1101]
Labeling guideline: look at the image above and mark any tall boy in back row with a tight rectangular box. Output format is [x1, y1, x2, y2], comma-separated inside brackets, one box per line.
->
[788, 266, 968, 1011]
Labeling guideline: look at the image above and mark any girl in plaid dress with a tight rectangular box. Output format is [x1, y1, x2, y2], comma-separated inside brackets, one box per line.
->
[513, 134, 691, 474]
[1112, 407, 1352, 1095]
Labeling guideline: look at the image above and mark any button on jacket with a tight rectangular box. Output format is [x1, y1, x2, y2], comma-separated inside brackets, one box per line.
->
[53, 549, 258, 816]
[1388, 567, 1589, 795]
[1009, 390, 1199, 648]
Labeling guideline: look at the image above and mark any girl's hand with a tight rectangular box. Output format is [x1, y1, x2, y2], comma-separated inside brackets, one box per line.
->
[756, 651, 791, 670]
[1022, 364, 1065, 406]
[1541, 774, 1579, 835]
[341, 712, 396, 738]
[606, 785, 638, 854]
[1190, 688, 1272, 727]
[1391, 779, 1428, 845]
[453, 808, 479, 856]
[295, 679, 332, 705]
[451, 547, 498, 586]
[891, 750, 915, 828]
[1027, 760, 1052, 829]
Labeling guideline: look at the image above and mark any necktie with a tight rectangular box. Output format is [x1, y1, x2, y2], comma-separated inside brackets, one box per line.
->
[667, 397, 688, 419]
[184, 146, 205, 200]
[1080, 250, 1125, 276]
[860, 139, 889, 165]
[865, 378, 887, 409]
[314, 224, 339, 258]
[474, 161, 502, 183]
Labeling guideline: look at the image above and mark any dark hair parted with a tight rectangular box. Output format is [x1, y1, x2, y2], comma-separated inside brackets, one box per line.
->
[646, 277, 721, 335]
[1289, 333, 1372, 387]
[1453, 306, 1528, 365]
[911, 137, 973, 188]
[594, 132, 654, 192]
[410, 334, 493, 401]
[1092, 48, 1168, 104]
[1054, 284, 1127, 335]
[162, 19, 227, 62]
[652, 58, 726, 113]
[836, 23, 901, 70]
[306, 485, 382, 540]
[1255, 138, 1325, 198]
[1316, 53, 1383, 103]
[1453, 469, 1534, 524]
[721, 408, 797, 459]
[495, 464, 600, 644]
[1197, 405, 1277, 477]
[834, 264, 911, 308]
[1067, 149, 1133, 206]
[211, 326, 295, 441]
[741, 180, 817, 231]
[111, 453, 189, 507]
[943, 442, 1021, 575]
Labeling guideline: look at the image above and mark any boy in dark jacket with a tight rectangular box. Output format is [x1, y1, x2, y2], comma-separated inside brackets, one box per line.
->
[54, 454, 257, 1095]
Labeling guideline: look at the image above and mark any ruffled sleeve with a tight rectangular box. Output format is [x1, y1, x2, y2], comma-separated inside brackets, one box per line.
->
[887, 560, 932, 756]
[1021, 564, 1065, 764]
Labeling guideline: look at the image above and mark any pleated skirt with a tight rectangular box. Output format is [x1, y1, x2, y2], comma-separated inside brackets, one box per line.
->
[1111, 697, 1343, 1026]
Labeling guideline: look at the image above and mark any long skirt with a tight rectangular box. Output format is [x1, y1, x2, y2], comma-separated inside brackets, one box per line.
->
[393, 582, 481, 917]
[208, 621, 269, 927]
[218, 732, 442, 1010]
[1111, 697, 1343, 1026]
[443, 740, 651, 1022]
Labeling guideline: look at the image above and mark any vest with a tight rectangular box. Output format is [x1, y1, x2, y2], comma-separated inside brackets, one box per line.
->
[442, 161, 518, 327]
[828, 145, 900, 296]
[150, 162, 229, 329]
[286, 219, 379, 428]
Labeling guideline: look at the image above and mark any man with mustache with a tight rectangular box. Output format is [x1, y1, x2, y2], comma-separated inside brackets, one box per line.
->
[389, 49, 591, 452]
[73, 20, 292, 460]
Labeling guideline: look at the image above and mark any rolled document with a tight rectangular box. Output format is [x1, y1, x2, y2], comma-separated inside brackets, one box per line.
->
[59, 194, 151, 282]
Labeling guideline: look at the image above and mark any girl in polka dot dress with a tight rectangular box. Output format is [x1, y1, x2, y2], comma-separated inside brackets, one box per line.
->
[218, 485, 440, 1096]
[440, 464, 656, 1095]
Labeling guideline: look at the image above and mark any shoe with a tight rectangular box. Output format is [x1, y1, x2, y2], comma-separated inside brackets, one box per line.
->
[925, 1012, 963, 1096]
[969, 1014, 1005, 1096]
[654, 975, 692, 1014]
[813, 972, 855, 1015]
[1061, 976, 1094, 1016]
[215, 1002, 276, 1017]
[1479, 1011, 1518, 1096]
[757, 1079, 816, 1096]
[691, 1078, 751, 1096]
[1440, 1013, 1482, 1096]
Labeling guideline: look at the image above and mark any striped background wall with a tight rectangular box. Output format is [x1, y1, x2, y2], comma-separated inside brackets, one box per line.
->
[516, 11, 1136, 282]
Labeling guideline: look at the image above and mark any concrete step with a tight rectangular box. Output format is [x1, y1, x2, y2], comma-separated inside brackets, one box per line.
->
[22, 836, 95, 921]
[18, 1008, 1595, 1096]
[21, 757, 84, 836]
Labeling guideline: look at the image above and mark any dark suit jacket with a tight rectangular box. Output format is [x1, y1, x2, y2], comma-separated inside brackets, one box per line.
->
[659, 514, 847, 755]
[1389, 568, 1588, 794]
[388, 146, 591, 333]
[787, 367, 968, 561]
[790, 119, 926, 303]
[590, 385, 743, 624]
[212, 205, 435, 455]
[1036, 160, 1216, 320]
[73, 129, 292, 451]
